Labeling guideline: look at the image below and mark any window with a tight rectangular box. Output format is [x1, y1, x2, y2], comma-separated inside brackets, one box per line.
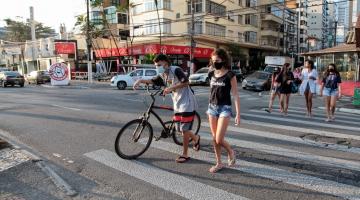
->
[188, 0, 203, 13]
[206, 22, 225, 37]
[145, 70, 157, 76]
[187, 21, 203, 34]
[145, 18, 171, 34]
[206, 0, 226, 16]
[117, 13, 127, 24]
[245, 14, 257, 26]
[144, 0, 171, 12]
[238, 15, 243, 24]
[238, 32, 244, 42]
[245, 0, 257, 7]
[130, 70, 143, 76]
[266, 5, 282, 18]
[244, 31, 257, 43]
[105, 6, 117, 23]
[132, 4, 143, 15]
[300, 29, 304, 34]
[300, 38, 303, 43]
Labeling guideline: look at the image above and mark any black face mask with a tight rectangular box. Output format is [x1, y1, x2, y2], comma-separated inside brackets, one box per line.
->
[329, 68, 334, 72]
[214, 62, 224, 70]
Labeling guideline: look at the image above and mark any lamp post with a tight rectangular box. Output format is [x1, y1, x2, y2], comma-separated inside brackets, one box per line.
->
[86, 0, 93, 84]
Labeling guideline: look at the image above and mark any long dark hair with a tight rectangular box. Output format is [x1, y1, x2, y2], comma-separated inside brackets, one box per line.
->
[279, 63, 290, 82]
[324, 63, 340, 77]
[210, 48, 230, 70]
[305, 60, 314, 70]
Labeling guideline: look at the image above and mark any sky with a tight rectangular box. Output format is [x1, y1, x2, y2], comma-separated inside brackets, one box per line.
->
[0, 0, 86, 33]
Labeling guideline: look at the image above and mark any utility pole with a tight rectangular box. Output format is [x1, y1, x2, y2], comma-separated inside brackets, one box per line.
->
[154, 0, 162, 53]
[189, 0, 195, 77]
[86, 0, 93, 84]
[30, 6, 36, 69]
[334, 20, 338, 47]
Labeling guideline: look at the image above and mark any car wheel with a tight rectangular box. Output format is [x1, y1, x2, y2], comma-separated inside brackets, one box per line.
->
[117, 81, 127, 90]
[2, 82, 6, 87]
[20, 84, 24, 87]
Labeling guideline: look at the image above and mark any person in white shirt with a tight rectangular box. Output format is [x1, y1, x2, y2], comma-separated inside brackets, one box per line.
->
[299, 60, 318, 117]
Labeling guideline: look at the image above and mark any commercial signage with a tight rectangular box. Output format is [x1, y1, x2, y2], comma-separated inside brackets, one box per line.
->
[55, 42, 76, 54]
[49, 62, 70, 86]
[94, 44, 213, 58]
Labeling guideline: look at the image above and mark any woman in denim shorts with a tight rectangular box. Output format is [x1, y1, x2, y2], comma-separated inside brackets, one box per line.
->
[206, 49, 240, 173]
[320, 64, 342, 122]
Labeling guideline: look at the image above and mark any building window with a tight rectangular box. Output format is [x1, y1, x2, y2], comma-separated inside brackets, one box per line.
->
[300, 38, 303, 43]
[206, 22, 225, 37]
[132, 4, 143, 15]
[206, 0, 226, 16]
[145, 18, 171, 34]
[238, 15, 243, 24]
[245, 0, 257, 7]
[91, 11, 103, 25]
[238, 32, 243, 42]
[245, 14, 257, 26]
[188, 0, 203, 13]
[144, 0, 171, 12]
[266, 5, 282, 18]
[300, 29, 304, 34]
[244, 31, 257, 43]
[117, 13, 127, 24]
[187, 21, 203, 34]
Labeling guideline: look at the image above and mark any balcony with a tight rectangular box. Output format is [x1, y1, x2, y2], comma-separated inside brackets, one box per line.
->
[261, 14, 282, 24]
[261, 29, 279, 37]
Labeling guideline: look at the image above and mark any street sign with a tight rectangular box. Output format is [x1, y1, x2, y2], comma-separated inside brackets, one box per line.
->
[49, 62, 70, 86]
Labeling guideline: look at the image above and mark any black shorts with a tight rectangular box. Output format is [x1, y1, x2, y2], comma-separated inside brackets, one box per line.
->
[173, 112, 195, 132]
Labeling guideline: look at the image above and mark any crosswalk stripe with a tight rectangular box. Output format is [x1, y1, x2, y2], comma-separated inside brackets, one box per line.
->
[240, 120, 360, 141]
[250, 109, 360, 126]
[273, 106, 360, 117]
[84, 149, 250, 200]
[261, 108, 360, 122]
[243, 97, 259, 101]
[147, 140, 360, 200]
[201, 122, 360, 155]
[196, 133, 360, 172]
[242, 113, 360, 132]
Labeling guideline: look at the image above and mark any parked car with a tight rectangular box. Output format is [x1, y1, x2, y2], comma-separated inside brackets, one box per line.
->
[264, 65, 281, 74]
[26, 70, 50, 84]
[231, 66, 244, 82]
[189, 67, 210, 86]
[0, 71, 25, 87]
[242, 71, 272, 91]
[110, 68, 159, 90]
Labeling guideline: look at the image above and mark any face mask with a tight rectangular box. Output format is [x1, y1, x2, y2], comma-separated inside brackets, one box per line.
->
[329, 68, 334, 72]
[214, 62, 224, 70]
[157, 65, 165, 74]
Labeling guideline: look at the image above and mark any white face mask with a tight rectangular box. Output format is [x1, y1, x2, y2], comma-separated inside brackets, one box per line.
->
[156, 65, 165, 74]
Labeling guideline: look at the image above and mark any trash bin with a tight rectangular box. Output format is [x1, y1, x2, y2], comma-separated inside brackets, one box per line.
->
[353, 87, 360, 106]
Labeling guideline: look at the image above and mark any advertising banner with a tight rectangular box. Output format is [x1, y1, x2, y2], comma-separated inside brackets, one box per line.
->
[49, 62, 70, 86]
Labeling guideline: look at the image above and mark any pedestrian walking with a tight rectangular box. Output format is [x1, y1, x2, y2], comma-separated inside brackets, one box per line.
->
[276, 63, 294, 116]
[265, 67, 281, 113]
[299, 60, 318, 117]
[320, 64, 342, 122]
[206, 49, 240, 173]
[133, 54, 200, 163]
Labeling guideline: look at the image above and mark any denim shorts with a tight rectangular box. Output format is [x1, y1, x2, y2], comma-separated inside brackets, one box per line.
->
[323, 87, 338, 96]
[206, 104, 233, 118]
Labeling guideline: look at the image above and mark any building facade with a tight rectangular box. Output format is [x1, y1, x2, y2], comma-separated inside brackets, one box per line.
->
[307, 0, 329, 50]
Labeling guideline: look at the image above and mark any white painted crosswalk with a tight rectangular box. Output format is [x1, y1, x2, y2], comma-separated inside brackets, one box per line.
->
[84, 106, 360, 200]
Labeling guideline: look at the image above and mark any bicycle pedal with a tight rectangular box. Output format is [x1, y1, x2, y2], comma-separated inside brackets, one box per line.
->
[154, 136, 161, 141]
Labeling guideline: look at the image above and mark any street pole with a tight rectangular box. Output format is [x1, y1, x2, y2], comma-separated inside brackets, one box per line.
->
[334, 21, 338, 47]
[30, 7, 36, 70]
[154, 0, 162, 53]
[189, 0, 195, 77]
[86, 0, 93, 84]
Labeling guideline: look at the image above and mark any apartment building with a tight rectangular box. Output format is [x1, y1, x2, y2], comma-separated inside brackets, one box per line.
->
[307, 0, 329, 50]
[91, 0, 298, 70]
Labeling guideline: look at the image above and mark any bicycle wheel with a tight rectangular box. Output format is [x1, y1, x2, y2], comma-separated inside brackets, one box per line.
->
[115, 119, 153, 159]
[171, 111, 201, 146]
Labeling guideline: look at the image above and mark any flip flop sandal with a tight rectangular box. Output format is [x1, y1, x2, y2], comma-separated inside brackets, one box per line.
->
[228, 150, 236, 167]
[176, 156, 190, 163]
[209, 164, 224, 173]
[193, 135, 201, 151]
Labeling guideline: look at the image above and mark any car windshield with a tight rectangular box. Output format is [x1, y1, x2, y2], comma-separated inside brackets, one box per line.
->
[196, 68, 208, 74]
[4, 71, 20, 76]
[249, 72, 269, 80]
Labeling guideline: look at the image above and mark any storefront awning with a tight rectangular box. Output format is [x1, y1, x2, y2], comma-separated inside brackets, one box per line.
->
[94, 44, 214, 58]
[301, 44, 360, 56]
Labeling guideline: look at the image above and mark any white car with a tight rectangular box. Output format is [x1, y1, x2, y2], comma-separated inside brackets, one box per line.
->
[189, 67, 210, 86]
[110, 68, 159, 90]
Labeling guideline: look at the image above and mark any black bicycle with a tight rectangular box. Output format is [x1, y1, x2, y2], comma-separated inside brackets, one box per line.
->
[115, 86, 201, 160]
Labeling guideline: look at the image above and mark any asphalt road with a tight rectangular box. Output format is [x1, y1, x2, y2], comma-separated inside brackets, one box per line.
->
[1, 83, 360, 200]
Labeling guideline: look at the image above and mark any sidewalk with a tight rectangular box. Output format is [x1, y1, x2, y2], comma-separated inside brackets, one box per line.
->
[318, 96, 360, 115]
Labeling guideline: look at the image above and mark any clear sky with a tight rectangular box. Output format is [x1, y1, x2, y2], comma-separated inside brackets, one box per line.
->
[0, 0, 86, 33]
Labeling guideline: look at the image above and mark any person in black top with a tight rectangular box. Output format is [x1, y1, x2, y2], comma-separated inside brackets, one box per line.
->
[319, 63, 342, 122]
[276, 63, 294, 116]
[206, 48, 240, 173]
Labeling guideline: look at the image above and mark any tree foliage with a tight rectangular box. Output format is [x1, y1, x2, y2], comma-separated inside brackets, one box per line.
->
[3, 18, 56, 42]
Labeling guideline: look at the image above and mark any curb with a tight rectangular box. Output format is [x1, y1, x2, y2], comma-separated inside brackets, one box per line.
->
[318, 106, 360, 115]
[0, 130, 77, 197]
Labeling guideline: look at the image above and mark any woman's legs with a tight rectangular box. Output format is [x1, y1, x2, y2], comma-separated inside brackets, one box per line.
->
[284, 93, 290, 115]
[304, 91, 310, 116]
[279, 93, 285, 114]
[267, 92, 276, 112]
[208, 115, 221, 165]
[324, 96, 331, 121]
[330, 95, 337, 120]
[307, 93, 313, 117]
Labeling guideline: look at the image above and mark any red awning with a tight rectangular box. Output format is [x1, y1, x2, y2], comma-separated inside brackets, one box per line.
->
[94, 44, 213, 58]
